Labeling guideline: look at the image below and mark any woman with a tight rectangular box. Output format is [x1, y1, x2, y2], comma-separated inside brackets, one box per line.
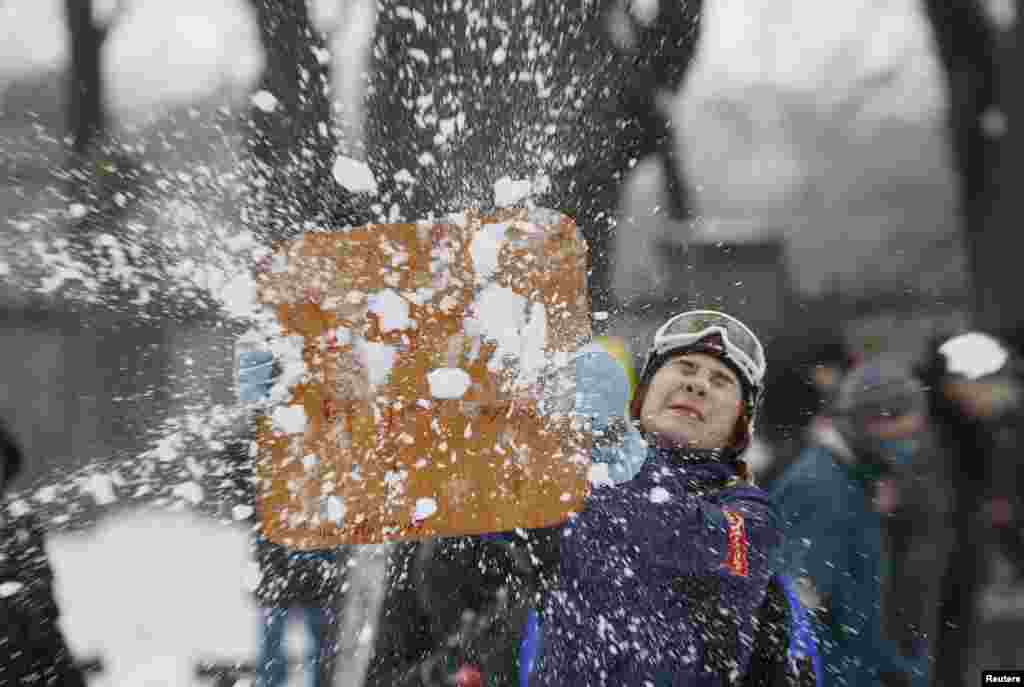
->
[532, 310, 783, 686]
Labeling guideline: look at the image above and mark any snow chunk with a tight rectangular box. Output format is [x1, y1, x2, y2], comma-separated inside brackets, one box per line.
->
[940, 332, 1010, 380]
[81, 473, 117, 506]
[272, 405, 308, 435]
[0, 581, 25, 598]
[250, 90, 278, 112]
[413, 497, 438, 521]
[395, 5, 427, 31]
[493, 177, 533, 207]
[358, 341, 397, 387]
[7, 499, 30, 517]
[466, 286, 548, 384]
[648, 486, 671, 504]
[326, 496, 346, 524]
[332, 155, 378, 194]
[492, 45, 508, 65]
[172, 482, 204, 505]
[220, 271, 259, 318]
[470, 223, 508, 281]
[629, 0, 660, 25]
[368, 290, 411, 332]
[427, 367, 472, 399]
[35, 485, 59, 503]
[232, 504, 254, 521]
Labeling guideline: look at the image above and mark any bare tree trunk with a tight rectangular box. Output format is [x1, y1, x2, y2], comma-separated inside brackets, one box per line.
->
[64, 0, 107, 156]
[245, 0, 360, 241]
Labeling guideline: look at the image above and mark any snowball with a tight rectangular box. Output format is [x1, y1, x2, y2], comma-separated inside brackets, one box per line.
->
[332, 155, 378, 194]
[250, 90, 278, 112]
[219, 272, 258, 318]
[367, 290, 411, 332]
[7, 500, 30, 517]
[493, 177, 533, 207]
[272, 405, 308, 435]
[629, 0, 659, 25]
[427, 367, 472, 399]
[470, 223, 509, 281]
[358, 341, 397, 388]
[232, 504, 254, 521]
[413, 497, 438, 521]
[466, 285, 548, 384]
[326, 496, 346, 524]
[940, 332, 1010, 380]
[648, 486, 671, 504]
[0, 581, 25, 598]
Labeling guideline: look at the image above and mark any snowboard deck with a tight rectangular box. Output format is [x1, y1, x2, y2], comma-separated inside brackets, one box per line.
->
[254, 208, 592, 547]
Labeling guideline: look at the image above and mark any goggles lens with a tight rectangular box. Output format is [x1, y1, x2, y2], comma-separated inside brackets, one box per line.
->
[654, 311, 766, 385]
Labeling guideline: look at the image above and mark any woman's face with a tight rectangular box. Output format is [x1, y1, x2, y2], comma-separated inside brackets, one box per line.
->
[639, 352, 745, 450]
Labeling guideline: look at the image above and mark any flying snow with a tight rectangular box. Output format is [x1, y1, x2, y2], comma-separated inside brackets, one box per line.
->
[427, 367, 472, 400]
[272, 404, 308, 435]
[332, 155, 379, 194]
[367, 289, 412, 332]
[648, 487, 672, 504]
[413, 497, 439, 521]
[250, 90, 279, 112]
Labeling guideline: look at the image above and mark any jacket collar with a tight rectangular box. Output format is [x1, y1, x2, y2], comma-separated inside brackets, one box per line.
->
[646, 445, 739, 488]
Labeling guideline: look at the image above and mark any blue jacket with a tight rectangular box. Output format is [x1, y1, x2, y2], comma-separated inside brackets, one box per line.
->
[769, 444, 928, 687]
[532, 440, 783, 687]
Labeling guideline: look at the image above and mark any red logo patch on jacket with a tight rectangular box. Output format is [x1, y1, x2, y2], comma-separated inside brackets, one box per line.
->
[722, 509, 749, 577]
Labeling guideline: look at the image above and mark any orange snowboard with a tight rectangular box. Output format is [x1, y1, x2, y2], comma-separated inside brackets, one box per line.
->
[253, 208, 592, 547]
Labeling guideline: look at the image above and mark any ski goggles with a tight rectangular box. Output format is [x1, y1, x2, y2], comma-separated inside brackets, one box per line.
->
[648, 310, 766, 389]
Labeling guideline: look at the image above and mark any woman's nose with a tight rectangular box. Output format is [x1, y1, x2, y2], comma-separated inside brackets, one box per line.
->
[683, 379, 708, 397]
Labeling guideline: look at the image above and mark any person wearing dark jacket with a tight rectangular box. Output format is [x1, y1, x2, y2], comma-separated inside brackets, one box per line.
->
[0, 420, 88, 687]
[770, 356, 933, 687]
[252, 535, 344, 687]
[532, 310, 783, 686]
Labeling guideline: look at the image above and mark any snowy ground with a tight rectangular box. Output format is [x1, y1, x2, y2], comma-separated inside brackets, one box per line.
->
[47, 507, 316, 686]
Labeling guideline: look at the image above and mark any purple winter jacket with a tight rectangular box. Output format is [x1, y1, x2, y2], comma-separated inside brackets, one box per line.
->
[533, 448, 783, 687]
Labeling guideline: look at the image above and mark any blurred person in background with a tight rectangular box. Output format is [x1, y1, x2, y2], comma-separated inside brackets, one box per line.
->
[233, 346, 347, 687]
[801, 338, 857, 468]
[0, 419, 88, 687]
[770, 356, 932, 687]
